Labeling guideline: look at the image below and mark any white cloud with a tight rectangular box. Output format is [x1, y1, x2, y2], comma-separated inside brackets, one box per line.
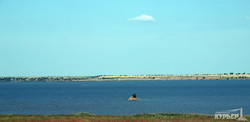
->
[128, 14, 155, 22]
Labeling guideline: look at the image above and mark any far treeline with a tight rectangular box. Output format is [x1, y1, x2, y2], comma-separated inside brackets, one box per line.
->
[1, 73, 250, 82]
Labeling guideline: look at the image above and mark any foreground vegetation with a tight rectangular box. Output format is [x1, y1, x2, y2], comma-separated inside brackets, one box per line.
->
[0, 113, 249, 122]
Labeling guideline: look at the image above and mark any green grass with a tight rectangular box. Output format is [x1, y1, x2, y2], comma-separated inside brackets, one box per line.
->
[1, 113, 248, 122]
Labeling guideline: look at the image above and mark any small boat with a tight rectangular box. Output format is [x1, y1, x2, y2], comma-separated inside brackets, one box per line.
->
[128, 93, 141, 100]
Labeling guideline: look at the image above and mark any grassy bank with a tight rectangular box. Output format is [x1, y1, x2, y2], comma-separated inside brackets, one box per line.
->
[1, 113, 249, 122]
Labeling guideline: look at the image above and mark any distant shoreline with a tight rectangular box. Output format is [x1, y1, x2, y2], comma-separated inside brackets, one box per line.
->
[1, 74, 250, 82]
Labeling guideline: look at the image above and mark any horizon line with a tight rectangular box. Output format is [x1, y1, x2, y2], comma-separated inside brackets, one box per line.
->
[1, 72, 249, 77]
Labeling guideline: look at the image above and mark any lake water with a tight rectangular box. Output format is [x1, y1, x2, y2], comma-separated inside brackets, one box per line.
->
[0, 80, 249, 115]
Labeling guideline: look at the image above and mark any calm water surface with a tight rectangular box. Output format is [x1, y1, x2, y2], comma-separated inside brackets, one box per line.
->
[0, 80, 249, 115]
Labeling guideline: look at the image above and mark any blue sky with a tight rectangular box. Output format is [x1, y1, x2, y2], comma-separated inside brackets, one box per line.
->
[0, 0, 250, 76]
